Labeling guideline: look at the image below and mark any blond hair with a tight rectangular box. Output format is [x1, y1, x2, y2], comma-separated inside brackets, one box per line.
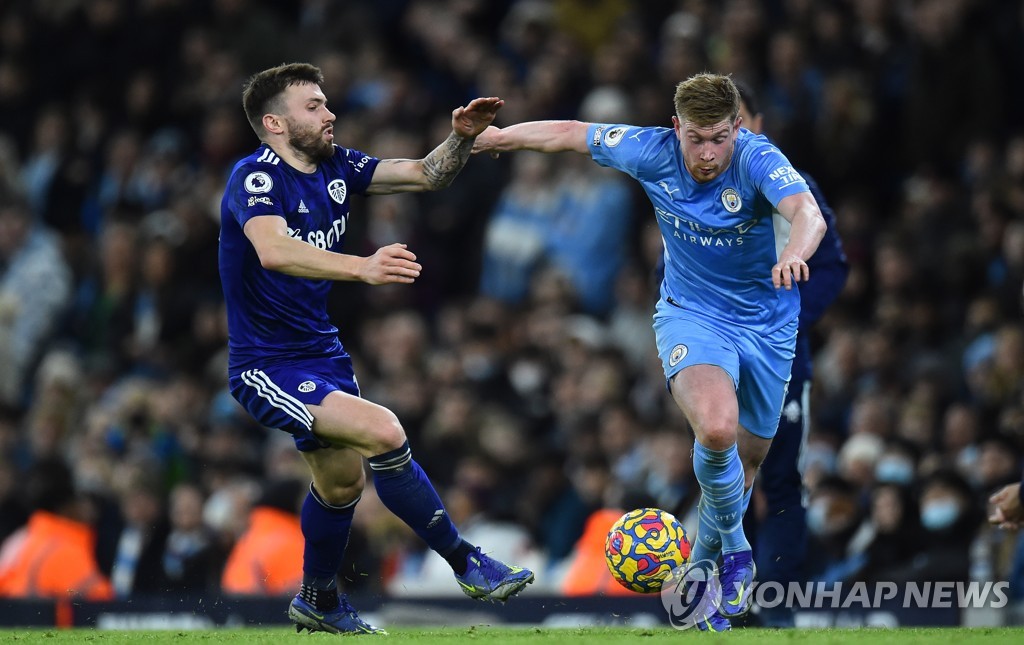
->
[673, 73, 740, 126]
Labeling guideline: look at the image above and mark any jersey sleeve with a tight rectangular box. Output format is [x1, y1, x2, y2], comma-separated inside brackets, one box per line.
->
[226, 163, 287, 228]
[744, 137, 809, 207]
[338, 146, 380, 194]
[586, 123, 647, 178]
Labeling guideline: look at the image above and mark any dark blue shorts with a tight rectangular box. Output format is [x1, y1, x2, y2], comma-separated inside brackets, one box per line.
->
[229, 354, 360, 452]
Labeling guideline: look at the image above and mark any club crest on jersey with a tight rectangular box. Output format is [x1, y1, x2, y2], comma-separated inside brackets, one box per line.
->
[721, 188, 742, 213]
[604, 126, 628, 147]
[669, 344, 688, 367]
[244, 171, 273, 194]
[327, 179, 347, 204]
[298, 381, 316, 393]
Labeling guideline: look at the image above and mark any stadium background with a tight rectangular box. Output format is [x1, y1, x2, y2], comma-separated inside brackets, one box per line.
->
[0, 0, 1023, 624]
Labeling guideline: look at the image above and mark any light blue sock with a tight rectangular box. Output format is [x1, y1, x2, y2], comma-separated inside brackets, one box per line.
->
[692, 485, 754, 565]
[691, 495, 722, 565]
[692, 441, 749, 555]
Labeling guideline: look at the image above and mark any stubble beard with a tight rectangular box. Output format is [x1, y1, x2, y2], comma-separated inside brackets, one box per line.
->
[288, 120, 335, 165]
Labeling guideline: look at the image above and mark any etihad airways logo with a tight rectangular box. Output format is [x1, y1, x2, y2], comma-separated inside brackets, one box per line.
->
[655, 206, 758, 247]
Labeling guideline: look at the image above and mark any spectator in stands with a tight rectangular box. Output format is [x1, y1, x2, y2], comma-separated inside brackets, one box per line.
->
[0, 192, 72, 408]
[162, 483, 220, 594]
[858, 482, 922, 583]
[0, 458, 113, 600]
[221, 478, 305, 596]
[890, 470, 981, 584]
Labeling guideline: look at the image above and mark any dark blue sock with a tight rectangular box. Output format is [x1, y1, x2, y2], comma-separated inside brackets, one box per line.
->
[369, 441, 466, 569]
[300, 483, 357, 605]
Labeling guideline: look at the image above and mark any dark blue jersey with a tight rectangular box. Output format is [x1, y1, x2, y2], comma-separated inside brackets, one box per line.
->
[791, 172, 847, 383]
[219, 144, 380, 373]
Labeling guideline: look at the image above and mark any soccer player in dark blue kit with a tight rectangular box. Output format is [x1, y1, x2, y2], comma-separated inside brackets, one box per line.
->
[219, 63, 533, 635]
[734, 83, 849, 627]
[473, 73, 827, 631]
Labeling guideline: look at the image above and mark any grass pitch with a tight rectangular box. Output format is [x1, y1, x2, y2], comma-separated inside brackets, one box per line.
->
[0, 627, 1023, 644]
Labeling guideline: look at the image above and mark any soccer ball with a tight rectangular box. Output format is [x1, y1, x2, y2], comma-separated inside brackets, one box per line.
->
[605, 507, 691, 594]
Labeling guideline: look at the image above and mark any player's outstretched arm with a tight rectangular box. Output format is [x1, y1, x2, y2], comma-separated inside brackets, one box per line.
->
[472, 121, 592, 155]
[772, 191, 827, 290]
[243, 215, 421, 284]
[367, 97, 504, 194]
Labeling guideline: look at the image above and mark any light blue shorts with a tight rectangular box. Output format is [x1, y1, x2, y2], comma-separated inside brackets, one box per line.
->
[229, 353, 359, 452]
[653, 299, 796, 439]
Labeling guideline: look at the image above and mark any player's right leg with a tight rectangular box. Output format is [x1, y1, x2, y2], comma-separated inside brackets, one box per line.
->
[229, 364, 384, 634]
[286, 445, 385, 634]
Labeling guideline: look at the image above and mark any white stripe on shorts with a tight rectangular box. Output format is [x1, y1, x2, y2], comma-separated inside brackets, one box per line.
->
[241, 369, 314, 430]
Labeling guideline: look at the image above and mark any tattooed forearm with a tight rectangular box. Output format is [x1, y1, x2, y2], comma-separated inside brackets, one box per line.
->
[422, 132, 473, 190]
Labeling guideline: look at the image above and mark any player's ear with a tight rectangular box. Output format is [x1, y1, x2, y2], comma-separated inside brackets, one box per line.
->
[262, 113, 284, 135]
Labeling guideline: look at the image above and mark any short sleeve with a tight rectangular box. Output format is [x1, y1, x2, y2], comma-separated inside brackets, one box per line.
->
[226, 164, 286, 228]
[337, 147, 380, 195]
[586, 123, 645, 178]
[744, 139, 809, 208]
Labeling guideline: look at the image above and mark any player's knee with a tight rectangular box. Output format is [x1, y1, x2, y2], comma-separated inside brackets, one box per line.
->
[369, 411, 407, 453]
[315, 470, 365, 506]
[697, 422, 738, 451]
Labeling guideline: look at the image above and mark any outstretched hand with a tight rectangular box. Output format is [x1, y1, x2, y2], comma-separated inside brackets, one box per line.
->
[452, 98, 504, 139]
[361, 243, 422, 286]
[989, 483, 1023, 530]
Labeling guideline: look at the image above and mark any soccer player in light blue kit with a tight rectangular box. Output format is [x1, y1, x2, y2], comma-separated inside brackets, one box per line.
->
[473, 73, 825, 631]
[219, 63, 533, 635]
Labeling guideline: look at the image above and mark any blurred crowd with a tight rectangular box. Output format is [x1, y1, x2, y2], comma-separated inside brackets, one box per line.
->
[1, 0, 1023, 608]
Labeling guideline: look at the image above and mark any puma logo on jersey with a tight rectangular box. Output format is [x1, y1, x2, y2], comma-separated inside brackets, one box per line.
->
[658, 181, 679, 197]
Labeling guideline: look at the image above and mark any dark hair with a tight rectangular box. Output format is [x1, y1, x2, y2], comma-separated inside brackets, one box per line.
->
[241, 63, 324, 139]
[733, 80, 760, 118]
[26, 458, 75, 513]
[257, 477, 305, 514]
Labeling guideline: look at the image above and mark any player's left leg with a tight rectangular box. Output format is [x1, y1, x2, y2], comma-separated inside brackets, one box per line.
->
[716, 318, 797, 619]
[309, 389, 534, 602]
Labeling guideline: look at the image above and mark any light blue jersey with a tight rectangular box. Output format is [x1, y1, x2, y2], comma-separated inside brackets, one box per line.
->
[587, 124, 809, 333]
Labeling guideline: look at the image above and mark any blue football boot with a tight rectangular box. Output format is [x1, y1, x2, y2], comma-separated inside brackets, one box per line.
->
[718, 550, 756, 618]
[288, 593, 386, 635]
[455, 547, 535, 601]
